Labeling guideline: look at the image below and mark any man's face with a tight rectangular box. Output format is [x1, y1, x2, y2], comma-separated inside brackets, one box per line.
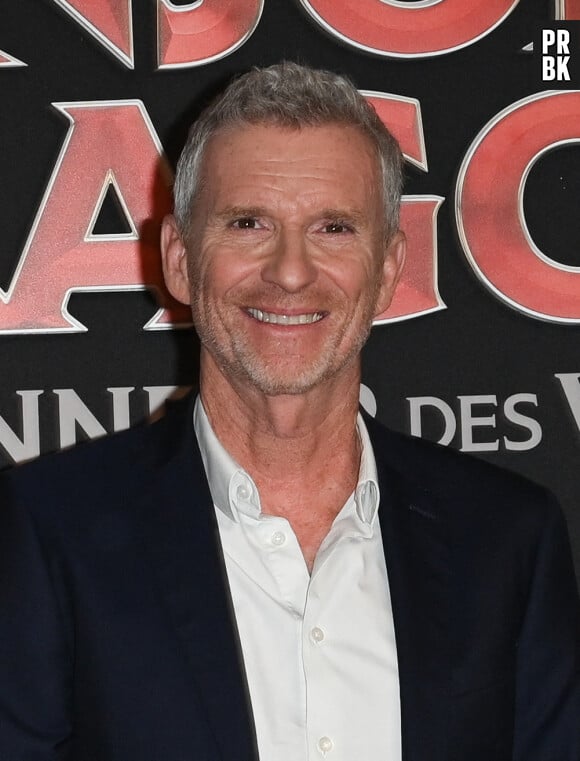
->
[162, 123, 405, 396]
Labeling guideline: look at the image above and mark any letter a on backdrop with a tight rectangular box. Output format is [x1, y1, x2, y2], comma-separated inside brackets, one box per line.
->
[0, 100, 189, 334]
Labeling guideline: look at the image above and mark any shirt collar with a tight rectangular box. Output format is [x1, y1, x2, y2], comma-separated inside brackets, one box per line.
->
[354, 414, 380, 525]
[193, 395, 380, 526]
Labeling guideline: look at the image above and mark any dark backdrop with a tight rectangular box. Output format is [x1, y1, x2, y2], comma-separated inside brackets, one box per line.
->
[1, 0, 580, 586]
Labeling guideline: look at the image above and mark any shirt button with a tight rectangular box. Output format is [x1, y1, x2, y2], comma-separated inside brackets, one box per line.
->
[310, 626, 325, 643]
[236, 483, 251, 501]
[318, 736, 333, 754]
[271, 531, 286, 546]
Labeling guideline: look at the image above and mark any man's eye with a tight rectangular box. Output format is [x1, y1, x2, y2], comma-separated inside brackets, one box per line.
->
[323, 222, 352, 234]
[232, 217, 260, 229]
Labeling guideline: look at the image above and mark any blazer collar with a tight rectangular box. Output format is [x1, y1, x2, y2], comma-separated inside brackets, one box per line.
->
[140, 396, 451, 761]
[140, 392, 259, 761]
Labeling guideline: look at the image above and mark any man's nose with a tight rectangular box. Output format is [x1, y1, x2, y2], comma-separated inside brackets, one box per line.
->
[261, 229, 318, 292]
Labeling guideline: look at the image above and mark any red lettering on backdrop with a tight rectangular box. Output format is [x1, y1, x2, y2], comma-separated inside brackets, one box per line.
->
[0, 92, 440, 333]
[0, 50, 26, 67]
[377, 198, 445, 323]
[556, 0, 580, 18]
[365, 93, 428, 171]
[456, 91, 580, 323]
[157, 0, 263, 69]
[51, 0, 133, 68]
[0, 101, 189, 334]
[298, 0, 519, 58]
[366, 93, 445, 323]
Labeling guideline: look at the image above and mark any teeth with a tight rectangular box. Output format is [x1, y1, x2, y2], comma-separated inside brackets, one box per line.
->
[247, 308, 324, 325]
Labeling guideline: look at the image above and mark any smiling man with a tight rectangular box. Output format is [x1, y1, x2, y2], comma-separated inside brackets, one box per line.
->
[166, 123, 400, 400]
[1, 63, 579, 761]
[161, 114, 405, 576]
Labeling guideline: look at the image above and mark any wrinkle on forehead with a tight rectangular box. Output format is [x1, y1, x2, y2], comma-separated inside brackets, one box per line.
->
[201, 124, 380, 211]
[205, 123, 377, 176]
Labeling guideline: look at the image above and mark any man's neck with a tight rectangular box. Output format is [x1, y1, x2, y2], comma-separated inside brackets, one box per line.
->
[199, 354, 363, 569]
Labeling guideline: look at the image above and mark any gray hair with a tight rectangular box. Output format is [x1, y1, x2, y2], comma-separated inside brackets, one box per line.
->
[173, 62, 403, 239]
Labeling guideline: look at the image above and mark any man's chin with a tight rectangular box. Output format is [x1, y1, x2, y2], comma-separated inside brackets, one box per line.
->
[241, 372, 325, 397]
[205, 339, 360, 397]
[234, 355, 351, 397]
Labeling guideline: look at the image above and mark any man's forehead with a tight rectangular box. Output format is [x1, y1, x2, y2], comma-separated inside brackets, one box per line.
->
[200, 122, 379, 185]
[183, 122, 386, 236]
[196, 128, 377, 217]
[203, 121, 376, 160]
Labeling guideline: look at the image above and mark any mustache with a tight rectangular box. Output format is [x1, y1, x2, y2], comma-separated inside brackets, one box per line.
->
[227, 285, 337, 310]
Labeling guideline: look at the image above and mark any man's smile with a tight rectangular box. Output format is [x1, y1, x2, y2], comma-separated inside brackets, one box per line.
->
[172, 122, 400, 396]
[245, 307, 326, 326]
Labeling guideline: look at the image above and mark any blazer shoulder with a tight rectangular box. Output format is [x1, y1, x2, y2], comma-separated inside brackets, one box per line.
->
[0, 392, 196, 523]
[364, 412, 559, 531]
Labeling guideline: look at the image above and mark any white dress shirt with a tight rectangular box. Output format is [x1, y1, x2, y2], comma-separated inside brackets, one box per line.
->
[194, 398, 401, 761]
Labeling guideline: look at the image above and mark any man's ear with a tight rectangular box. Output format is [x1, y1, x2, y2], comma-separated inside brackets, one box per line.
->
[160, 214, 191, 306]
[375, 230, 406, 317]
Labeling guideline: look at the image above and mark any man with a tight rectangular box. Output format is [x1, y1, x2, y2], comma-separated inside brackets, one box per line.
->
[0, 63, 578, 761]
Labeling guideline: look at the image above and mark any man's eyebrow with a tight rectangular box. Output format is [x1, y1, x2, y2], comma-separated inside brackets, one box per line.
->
[319, 208, 368, 226]
[211, 206, 370, 226]
[213, 206, 267, 221]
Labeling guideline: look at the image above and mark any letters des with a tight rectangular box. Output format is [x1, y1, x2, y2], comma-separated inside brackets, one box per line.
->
[456, 91, 580, 324]
[407, 393, 542, 453]
[298, 0, 519, 58]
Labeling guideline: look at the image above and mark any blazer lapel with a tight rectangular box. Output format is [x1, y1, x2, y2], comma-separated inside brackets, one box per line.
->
[367, 416, 452, 761]
[138, 400, 454, 761]
[139, 394, 259, 761]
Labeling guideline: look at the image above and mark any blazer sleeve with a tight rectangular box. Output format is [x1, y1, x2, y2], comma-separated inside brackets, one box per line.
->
[0, 478, 73, 759]
[513, 495, 580, 761]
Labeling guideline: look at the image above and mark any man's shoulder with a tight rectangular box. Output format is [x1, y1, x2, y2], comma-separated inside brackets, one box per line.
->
[364, 412, 558, 531]
[0, 392, 195, 519]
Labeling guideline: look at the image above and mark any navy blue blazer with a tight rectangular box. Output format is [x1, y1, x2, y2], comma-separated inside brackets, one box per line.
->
[0, 393, 579, 760]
